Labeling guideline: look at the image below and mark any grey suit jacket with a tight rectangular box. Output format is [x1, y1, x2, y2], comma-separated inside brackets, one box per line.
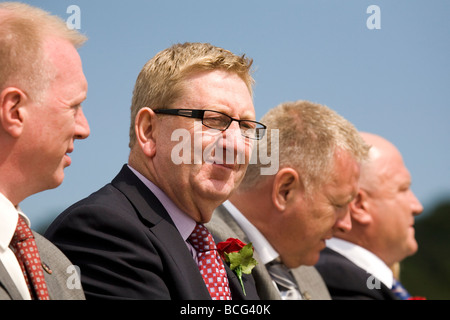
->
[0, 232, 85, 300]
[206, 204, 331, 300]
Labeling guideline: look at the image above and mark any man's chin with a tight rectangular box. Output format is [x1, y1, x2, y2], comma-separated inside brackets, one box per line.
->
[49, 168, 65, 190]
[203, 186, 232, 202]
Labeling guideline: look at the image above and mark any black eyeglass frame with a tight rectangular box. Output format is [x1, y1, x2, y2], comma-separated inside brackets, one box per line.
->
[154, 108, 266, 140]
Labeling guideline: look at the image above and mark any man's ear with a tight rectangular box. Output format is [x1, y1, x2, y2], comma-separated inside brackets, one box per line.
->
[272, 167, 303, 211]
[135, 107, 157, 158]
[0, 87, 26, 138]
[349, 189, 372, 225]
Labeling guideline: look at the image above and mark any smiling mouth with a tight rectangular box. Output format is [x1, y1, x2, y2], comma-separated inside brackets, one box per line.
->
[205, 157, 237, 169]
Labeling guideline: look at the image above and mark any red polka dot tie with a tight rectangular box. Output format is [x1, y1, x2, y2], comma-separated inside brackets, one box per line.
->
[188, 224, 231, 300]
[9, 216, 50, 300]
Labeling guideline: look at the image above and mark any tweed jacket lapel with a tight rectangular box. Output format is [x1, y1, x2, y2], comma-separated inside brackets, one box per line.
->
[207, 204, 280, 300]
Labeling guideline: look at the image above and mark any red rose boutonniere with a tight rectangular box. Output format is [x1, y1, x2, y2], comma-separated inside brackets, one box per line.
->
[217, 238, 258, 296]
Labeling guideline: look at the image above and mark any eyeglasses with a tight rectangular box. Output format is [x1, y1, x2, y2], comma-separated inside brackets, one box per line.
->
[154, 108, 267, 140]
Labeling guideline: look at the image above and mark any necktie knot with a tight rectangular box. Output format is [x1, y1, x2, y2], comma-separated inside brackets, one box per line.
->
[188, 223, 216, 253]
[11, 215, 34, 244]
[266, 260, 303, 300]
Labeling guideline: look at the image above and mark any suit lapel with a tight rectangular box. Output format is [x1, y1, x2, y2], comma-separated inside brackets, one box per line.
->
[111, 165, 171, 227]
[0, 260, 23, 300]
[150, 220, 211, 298]
[112, 165, 211, 299]
[291, 265, 331, 300]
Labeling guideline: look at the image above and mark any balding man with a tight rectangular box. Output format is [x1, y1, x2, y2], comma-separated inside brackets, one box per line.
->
[316, 132, 423, 300]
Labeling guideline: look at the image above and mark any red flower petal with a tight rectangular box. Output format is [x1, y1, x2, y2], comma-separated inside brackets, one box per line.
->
[217, 238, 247, 259]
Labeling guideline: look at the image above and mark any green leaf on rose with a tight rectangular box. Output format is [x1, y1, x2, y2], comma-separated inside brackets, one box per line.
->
[224, 243, 258, 274]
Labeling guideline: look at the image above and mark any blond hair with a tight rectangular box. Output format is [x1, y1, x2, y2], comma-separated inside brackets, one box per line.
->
[240, 100, 370, 195]
[0, 2, 87, 100]
[129, 42, 254, 148]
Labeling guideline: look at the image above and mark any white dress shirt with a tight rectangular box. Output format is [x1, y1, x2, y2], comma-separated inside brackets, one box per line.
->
[222, 200, 279, 265]
[0, 192, 32, 300]
[326, 237, 394, 289]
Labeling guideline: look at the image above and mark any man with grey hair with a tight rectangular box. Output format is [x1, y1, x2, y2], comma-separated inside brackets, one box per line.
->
[207, 100, 369, 300]
[0, 2, 89, 300]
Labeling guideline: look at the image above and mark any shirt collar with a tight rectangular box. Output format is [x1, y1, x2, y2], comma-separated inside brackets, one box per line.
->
[0, 192, 30, 252]
[326, 237, 393, 288]
[223, 200, 279, 265]
[127, 165, 196, 241]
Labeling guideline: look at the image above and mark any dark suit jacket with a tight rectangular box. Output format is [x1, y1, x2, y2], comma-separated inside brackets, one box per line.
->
[0, 232, 85, 300]
[315, 247, 398, 300]
[207, 204, 331, 300]
[45, 165, 259, 300]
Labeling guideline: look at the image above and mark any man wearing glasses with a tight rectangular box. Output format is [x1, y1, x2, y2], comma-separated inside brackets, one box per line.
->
[45, 42, 263, 300]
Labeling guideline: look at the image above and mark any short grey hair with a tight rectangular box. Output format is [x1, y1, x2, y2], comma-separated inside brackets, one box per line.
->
[240, 100, 370, 195]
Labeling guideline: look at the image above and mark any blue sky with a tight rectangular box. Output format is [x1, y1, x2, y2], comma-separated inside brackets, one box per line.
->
[19, 0, 450, 231]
